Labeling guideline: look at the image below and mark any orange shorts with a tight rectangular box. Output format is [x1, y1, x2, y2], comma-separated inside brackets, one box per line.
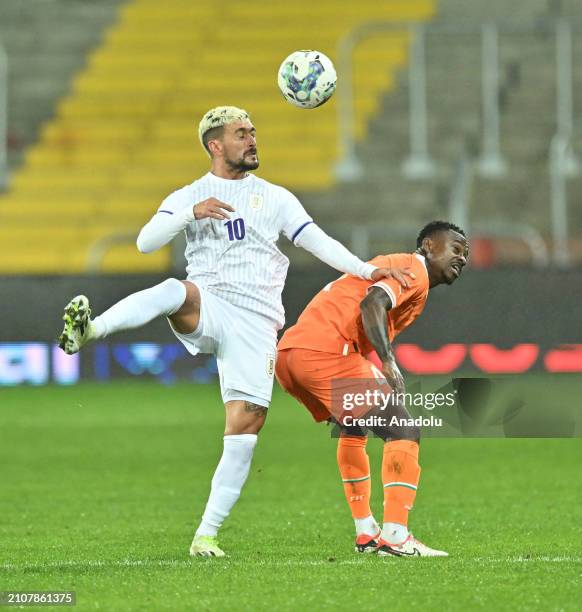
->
[275, 347, 390, 423]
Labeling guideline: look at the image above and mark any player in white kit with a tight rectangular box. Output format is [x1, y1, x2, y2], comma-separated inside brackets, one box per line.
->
[58, 106, 412, 557]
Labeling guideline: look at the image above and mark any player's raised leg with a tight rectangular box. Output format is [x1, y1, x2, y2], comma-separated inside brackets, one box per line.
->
[58, 278, 198, 354]
[190, 399, 267, 557]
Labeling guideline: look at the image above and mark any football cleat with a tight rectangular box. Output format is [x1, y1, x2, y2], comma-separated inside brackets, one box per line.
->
[58, 295, 94, 355]
[376, 533, 448, 557]
[355, 531, 381, 553]
[189, 535, 226, 558]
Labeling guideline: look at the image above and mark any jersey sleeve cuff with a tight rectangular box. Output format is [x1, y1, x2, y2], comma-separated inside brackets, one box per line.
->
[369, 281, 398, 307]
[361, 263, 377, 280]
[181, 206, 196, 224]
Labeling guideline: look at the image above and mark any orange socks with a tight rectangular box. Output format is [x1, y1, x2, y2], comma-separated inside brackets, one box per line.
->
[337, 436, 371, 519]
[382, 439, 421, 526]
[337, 437, 421, 536]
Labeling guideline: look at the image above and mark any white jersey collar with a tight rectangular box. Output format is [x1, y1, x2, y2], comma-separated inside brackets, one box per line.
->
[414, 252, 428, 269]
[206, 171, 254, 185]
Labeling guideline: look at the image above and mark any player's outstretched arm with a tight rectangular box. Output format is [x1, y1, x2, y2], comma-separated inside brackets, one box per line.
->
[136, 196, 234, 253]
[360, 287, 405, 395]
[293, 223, 413, 287]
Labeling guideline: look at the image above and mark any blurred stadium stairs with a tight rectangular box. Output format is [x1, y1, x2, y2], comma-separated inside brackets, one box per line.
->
[0, 0, 123, 170]
[0, 0, 434, 274]
[309, 0, 582, 263]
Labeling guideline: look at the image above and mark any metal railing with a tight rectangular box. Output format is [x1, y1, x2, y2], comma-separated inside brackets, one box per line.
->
[335, 18, 581, 266]
[327, 221, 548, 268]
[447, 144, 549, 267]
[471, 222, 550, 268]
[88, 216, 548, 272]
[86, 230, 185, 273]
[477, 22, 507, 178]
[401, 23, 435, 180]
[549, 132, 580, 267]
[0, 42, 8, 191]
[86, 231, 138, 273]
[335, 19, 578, 182]
[448, 148, 472, 232]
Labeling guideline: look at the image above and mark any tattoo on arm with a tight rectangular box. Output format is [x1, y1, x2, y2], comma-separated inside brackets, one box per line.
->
[360, 287, 394, 362]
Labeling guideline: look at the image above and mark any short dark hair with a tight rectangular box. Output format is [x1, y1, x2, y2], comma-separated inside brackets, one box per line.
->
[202, 125, 225, 154]
[416, 221, 466, 249]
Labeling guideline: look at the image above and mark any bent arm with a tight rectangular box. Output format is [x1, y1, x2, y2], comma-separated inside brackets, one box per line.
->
[360, 287, 394, 362]
[294, 223, 377, 280]
[360, 287, 405, 394]
[136, 207, 195, 253]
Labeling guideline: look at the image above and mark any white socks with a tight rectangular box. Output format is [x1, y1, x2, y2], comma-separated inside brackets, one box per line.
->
[355, 515, 380, 537]
[356, 518, 408, 543]
[91, 278, 187, 339]
[382, 522, 409, 545]
[196, 434, 258, 537]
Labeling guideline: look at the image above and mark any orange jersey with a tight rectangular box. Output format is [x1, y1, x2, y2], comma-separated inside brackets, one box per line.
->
[278, 253, 429, 355]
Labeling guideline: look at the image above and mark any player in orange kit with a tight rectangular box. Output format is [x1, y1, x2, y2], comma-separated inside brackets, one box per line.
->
[276, 221, 469, 557]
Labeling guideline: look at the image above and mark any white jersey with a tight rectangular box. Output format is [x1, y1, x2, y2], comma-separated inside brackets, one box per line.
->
[158, 172, 312, 329]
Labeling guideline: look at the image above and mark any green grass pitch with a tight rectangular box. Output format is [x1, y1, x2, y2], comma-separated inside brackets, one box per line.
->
[0, 380, 581, 611]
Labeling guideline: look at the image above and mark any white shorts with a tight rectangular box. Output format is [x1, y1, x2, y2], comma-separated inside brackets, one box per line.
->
[169, 286, 277, 408]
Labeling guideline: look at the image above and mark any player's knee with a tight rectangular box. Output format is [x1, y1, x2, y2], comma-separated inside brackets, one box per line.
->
[181, 279, 200, 306]
[394, 423, 421, 443]
[372, 419, 420, 443]
[225, 400, 268, 435]
[157, 278, 187, 311]
[170, 280, 200, 315]
[338, 420, 367, 438]
[160, 278, 181, 290]
[368, 419, 392, 442]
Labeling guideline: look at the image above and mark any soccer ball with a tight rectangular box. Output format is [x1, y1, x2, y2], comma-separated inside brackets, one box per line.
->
[277, 50, 337, 109]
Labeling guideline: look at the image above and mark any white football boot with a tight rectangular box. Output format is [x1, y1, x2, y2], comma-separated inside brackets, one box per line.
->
[376, 533, 448, 557]
[58, 295, 95, 355]
[189, 535, 226, 558]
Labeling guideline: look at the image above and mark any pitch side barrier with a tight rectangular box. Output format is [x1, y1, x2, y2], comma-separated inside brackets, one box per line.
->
[0, 266, 581, 354]
[0, 270, 580, 345]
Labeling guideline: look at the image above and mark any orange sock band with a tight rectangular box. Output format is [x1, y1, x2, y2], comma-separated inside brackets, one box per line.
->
[337, 436, 371, 519]
[382, 440, 421, 526]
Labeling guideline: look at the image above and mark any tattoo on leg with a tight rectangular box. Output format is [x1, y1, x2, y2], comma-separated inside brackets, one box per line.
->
[244, 401, 267, 417]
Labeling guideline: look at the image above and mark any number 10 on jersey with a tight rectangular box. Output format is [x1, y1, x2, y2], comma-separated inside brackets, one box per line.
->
[225, 218, 246, 241]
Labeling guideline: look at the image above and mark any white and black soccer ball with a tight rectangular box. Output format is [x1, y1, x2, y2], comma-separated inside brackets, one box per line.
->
[277, 50, 337, 109]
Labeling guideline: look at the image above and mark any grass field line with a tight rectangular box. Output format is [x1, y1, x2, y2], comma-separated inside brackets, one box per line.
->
[1, 555, 580, 572]
[0, 559, 364, 571]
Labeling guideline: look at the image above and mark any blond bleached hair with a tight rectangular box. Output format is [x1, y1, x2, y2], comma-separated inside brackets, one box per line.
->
[198, 105, 250, 155]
